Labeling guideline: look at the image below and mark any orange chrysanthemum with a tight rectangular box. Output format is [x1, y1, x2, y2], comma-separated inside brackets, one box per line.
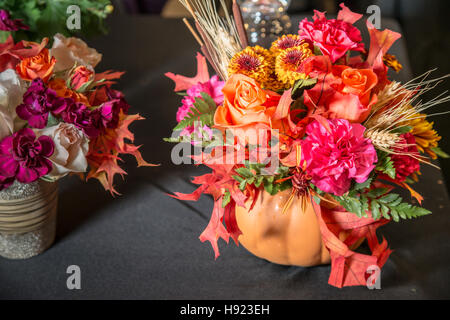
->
[228, 46, 272, 83]
[383, 53, 403, 73]
[275, 44, 313, 86]
[262, 72, 288, 92]
[270, 34, 305, 54]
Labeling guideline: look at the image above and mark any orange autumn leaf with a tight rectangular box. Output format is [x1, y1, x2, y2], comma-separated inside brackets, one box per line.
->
[87, 112, 157, 195]
[93, 70, 125, 86]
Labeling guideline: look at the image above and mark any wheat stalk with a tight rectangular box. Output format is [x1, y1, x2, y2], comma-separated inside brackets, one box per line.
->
[179, 0, 243, 80]
[365, 129, 401, 152]
[365, 71, 450, 134]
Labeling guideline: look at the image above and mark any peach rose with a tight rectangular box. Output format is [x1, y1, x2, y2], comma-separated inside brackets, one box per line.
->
[214, 74, 279, 131]
[51, 33, 102, 72]
[0, 69, 26, 140]
[48, 78, 89, 105]
[15, 48, 56, 82]
[36, 123, 89, 178]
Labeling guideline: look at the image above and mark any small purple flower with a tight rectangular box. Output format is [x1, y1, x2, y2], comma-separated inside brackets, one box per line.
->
[61, 102, 100, 138]
[0, 128, 54, 185]
[16, 78, 68, 129]
[0, 10, 29, 32]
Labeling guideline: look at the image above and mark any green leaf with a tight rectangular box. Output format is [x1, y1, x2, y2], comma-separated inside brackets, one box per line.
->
[173, 94, 217, 131]
[313, 46, 322, 56]
[391, 126, 412, 134]
[378, 193, 400, 204]
[0, 31, 11, 43]
[375, 151, 396, 179]
[371, 200, 381, 220]
[313, 195, 321, 205]
[291, 78, 318, 100]
[222, 190, 231, 208]
[46, 114, 60, 127]
[333, 190, 431, 222]
[354, 177, 373, 191]
[431, 146, 450, 159]
[367, 187, 389, 198]
[235, 167, 253, 179]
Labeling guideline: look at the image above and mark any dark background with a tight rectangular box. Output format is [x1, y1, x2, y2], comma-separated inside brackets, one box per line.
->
[111, 0, 450, 190]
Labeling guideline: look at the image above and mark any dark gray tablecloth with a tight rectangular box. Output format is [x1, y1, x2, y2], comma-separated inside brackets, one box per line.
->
[0, 15, 449, 300]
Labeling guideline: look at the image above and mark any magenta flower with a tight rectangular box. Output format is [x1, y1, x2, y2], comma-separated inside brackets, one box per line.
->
[96, 97, 129, 130]
[0, 10, 29, 31]
[16, 78, 68, 129]
[61, 102, 100, 138]
[298, 4, 364, 63]
[176, 75, 225, 123]
[301, 119, 377, 196]
[0, 128, 54, 184]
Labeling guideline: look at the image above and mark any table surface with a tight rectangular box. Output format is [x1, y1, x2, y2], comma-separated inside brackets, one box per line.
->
[0, 14, 449, 300]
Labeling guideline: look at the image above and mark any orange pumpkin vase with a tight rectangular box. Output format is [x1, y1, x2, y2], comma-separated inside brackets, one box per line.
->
[235, 189, 364, 267]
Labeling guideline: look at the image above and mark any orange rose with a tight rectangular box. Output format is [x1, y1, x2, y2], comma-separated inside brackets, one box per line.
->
[214, 74, 278, 131]
[48, 78, 89, 105]
[304, 62, 378, 123]
[15, 48, 56, 82]
[70, 66, 94, 91]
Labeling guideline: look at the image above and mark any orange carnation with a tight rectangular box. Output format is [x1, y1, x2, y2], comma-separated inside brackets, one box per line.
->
[15, 48, 56, 82]
[214, 74, 279, 131]
[48, 78, 89, 105]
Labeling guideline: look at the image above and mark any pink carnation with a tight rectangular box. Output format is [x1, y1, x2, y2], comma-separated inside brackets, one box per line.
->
[302, 119, 377, 196]
[0, 128, 54, 186]
[176, 75, 225, 123]
[298, 3, 364, 63]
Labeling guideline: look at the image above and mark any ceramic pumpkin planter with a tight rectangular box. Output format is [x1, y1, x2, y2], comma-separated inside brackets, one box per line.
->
[235, 189, 364, 267]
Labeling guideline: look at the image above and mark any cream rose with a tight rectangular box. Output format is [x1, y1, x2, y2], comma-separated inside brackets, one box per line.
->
[37, 123, 89, 178]
[0, 69, 26, 141]
[51, 33, 102, 72]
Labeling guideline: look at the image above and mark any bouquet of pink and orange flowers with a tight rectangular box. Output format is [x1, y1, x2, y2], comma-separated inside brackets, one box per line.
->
[0, 27, 152, 195]
[166, 1, 449, 287]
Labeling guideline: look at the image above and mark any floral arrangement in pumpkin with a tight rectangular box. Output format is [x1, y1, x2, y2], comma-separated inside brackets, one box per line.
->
[0, 13, 153, 195]
[165, 1, 449, 287]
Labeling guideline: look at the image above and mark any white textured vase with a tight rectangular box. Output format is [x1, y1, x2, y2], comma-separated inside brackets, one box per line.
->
[0, 180, 58, 259]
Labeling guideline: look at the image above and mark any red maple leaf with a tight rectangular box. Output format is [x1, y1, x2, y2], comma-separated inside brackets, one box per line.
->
[87, 112, 157, 195]
[170, 160, 246, 258]
[165, 53, 210, 92]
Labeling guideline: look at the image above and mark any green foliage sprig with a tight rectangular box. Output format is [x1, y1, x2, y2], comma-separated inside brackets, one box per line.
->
[1, 0, 113, 43]
[232, 161, 291, 196]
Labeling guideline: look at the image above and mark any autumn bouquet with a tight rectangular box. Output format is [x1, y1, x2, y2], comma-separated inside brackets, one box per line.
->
[0, 32, 152, 194]
[165, 1, 449, 287]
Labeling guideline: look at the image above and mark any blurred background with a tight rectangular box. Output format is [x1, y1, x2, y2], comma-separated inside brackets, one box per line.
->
[110, 0, 450, 189]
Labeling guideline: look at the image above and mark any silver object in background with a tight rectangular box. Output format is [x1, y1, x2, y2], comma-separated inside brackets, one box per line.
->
[239, 0, 292, 48]
[0, 180, 58, 259]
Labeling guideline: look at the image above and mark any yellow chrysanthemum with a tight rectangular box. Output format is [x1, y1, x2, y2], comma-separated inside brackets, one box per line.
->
[275, 44, 313, 86]
[270, 34, 305, 54]
[383, 54, 403, 73]
[228, 46, 273, 83]
[405, 113, 441, 159]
